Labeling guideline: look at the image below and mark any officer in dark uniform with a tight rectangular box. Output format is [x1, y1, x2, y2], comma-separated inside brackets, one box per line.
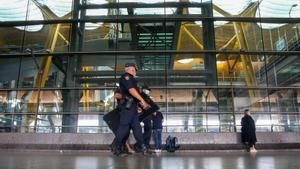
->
[114, 63, 150, 156]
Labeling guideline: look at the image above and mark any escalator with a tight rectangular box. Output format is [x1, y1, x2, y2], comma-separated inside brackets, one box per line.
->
[257, 39, 300, 86]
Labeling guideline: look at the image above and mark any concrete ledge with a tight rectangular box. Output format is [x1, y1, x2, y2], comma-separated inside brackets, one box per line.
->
[0, 132, 300, 150]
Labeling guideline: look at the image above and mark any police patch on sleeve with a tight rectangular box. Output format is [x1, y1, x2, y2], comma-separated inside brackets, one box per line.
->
[125, 75, 130, 80]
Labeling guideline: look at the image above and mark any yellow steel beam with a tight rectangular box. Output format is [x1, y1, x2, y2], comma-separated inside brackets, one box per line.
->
[233, 22, 256, 97]
[232, 3, 260, 102]
[176, 25, 183, 50]
[232, 4, 259, 84]
[230, 41, 241, 69]
[58, 32, 70, 45]
[174, 24, 184, 68]
[216, 35, 237, 59]
[182, 25, 204, 49]
[212, 4, 231, 17]
[34, 24, 61, 88]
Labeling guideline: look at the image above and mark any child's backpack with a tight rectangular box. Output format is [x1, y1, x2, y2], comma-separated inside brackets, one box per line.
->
[165, 135, 180, 152]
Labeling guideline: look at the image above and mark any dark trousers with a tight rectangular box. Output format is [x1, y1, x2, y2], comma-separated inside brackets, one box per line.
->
[115, 105, 143, 147]
[142, 117, 152, 146]
[111, 132, 130, 149]
[153, 129, 162, 149]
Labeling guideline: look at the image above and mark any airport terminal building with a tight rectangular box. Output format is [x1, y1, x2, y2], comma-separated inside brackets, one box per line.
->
[0, 0, 299, 168]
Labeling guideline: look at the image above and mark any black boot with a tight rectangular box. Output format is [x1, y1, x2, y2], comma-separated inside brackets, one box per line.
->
[133, 143, 143, 153]
[114, 146, 128, 157]
[141, 144, 152, 155]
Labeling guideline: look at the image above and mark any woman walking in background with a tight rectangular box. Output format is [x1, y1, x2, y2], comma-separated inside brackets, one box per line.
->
[241, 109, 257, 153]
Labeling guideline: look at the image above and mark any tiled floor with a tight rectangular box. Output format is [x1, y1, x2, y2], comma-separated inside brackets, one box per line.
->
[0, 150, 299, 169]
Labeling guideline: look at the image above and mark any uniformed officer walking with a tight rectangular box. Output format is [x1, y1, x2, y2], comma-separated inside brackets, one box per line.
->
[114, 63, 150, 156]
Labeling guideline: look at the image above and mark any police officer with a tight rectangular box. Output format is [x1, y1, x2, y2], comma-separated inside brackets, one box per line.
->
[114, 63, 149, 156]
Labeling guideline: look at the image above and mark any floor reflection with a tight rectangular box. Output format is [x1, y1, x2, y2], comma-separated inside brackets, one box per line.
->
[0, 150, 300, 169]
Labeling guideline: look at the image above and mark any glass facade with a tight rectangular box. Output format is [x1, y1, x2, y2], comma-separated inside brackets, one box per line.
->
[0, 0, 299, 133]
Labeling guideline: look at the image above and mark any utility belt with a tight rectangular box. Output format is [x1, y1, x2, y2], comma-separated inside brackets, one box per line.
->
[120, 96, 135, 109]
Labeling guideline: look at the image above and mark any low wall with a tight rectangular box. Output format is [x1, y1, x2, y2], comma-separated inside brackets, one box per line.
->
[0, 132, 300, 150]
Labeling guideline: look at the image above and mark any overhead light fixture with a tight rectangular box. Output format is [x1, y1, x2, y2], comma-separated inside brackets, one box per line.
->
[177, 58, 194, 64]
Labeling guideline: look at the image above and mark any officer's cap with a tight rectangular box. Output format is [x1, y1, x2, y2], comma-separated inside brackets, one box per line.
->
[125, 63, 138, 71]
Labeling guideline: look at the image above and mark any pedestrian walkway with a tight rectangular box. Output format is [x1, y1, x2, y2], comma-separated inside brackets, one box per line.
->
[0, 150, 299, 169]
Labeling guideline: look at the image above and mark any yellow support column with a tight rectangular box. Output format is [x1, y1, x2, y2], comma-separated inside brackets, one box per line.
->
[82, 66, 91, 112]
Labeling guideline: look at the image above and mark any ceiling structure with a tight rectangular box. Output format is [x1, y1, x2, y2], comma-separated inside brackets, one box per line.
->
[0, 0, 299, 88]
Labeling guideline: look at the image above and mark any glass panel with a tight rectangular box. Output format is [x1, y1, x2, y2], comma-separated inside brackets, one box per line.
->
[15, 57, 65, 88]
[220, 114, 234, 132]
[194, 114, 207, 132]
[167, 89, 213, 112]
[217, 88, 233, 112]
[211, 0, 300, 20]
[24, 24, 71, 53]
[0, 91, 10, 132]
[271, 114, 300, 132]
[165, 114, 201, 133]
[171, 55, 206, 86]
[235, 113, 243, 132]
[258, 0, 300, 19]
[271, 89, 298, 112]
[261, 24, 300, 51]
[265, 55, 300, 87]
[80, 56, 117, 87]
[77, 115, 106, 133]
[39, 91, 63, 113]
[0, 28, 24, 53]
[0, 0, 43, 31]
[77, 89, 115, 113]
[207, 114, 219, 132]
[138, 56, 167, 86]
[216, 46, 267, 87]
[17, 90, 39, 133]
[0, 58, 21, 88]
[36, 115, 62, 133]
[151, 89, 167, 112]
[82, 22, 123, 51]
[233, 89, 269, 112]
[252, 113, 271, 132]
[37, 0, 73, 18]
[87, 0, 107, 5]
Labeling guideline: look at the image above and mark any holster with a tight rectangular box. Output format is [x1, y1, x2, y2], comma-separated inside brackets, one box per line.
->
[124, 96, 133, 109]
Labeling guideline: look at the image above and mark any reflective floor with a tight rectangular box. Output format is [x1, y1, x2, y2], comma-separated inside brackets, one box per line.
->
[0, 150, 300, 169]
